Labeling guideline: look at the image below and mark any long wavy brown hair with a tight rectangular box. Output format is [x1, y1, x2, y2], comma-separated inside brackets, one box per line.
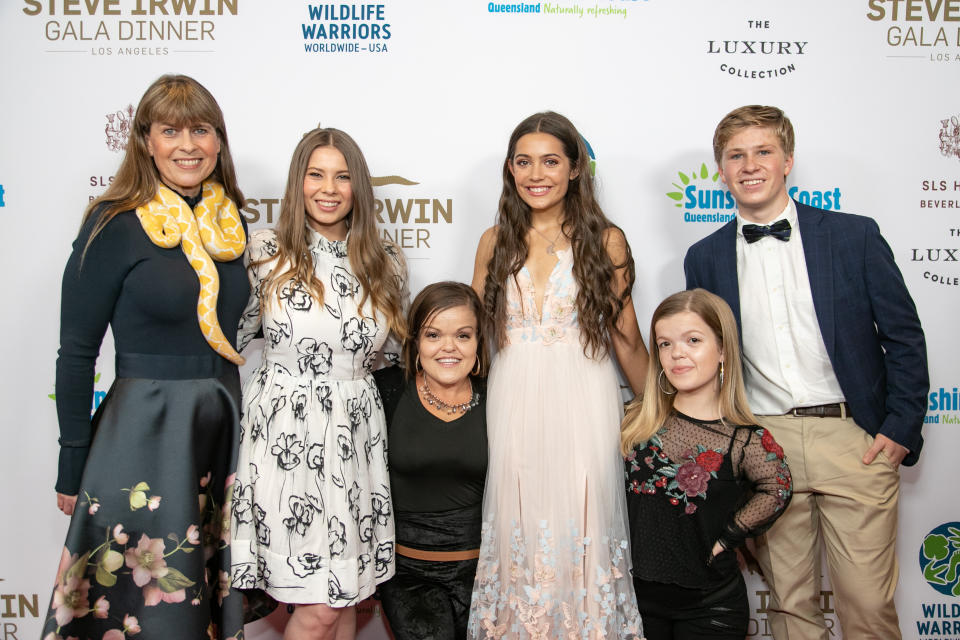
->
[256, 127, 406, 339]
[82, 74, 244, 249]
[482, 111, 635, 358]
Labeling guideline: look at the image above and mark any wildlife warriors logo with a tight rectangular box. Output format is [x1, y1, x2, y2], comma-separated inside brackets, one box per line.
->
[105, 105, 135, 152]
[919, 522, 960, 596]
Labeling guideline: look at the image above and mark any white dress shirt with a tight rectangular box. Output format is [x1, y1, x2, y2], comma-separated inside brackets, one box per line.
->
[737, 200, 845, 415]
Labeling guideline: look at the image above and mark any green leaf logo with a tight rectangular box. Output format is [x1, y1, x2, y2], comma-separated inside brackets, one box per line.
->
[665, 163, 722, 209]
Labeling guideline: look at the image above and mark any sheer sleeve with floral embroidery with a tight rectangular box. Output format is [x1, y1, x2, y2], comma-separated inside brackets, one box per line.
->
[716, 424, 794, 552]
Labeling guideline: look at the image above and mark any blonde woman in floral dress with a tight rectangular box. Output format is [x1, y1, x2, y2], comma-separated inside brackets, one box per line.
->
[229, 128, 406, 640]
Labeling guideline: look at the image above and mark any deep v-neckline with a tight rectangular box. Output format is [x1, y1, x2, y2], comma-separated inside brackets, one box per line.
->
[520, 249, 567, 322]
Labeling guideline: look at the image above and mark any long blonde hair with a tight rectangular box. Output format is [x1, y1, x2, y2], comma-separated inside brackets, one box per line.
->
[256, 127, 406, 339]
[83, 74, 243, 250]
[620, 289, 757, 455]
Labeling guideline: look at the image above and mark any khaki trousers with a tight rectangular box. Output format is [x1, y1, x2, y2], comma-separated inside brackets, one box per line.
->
[753, 413, 901, 640]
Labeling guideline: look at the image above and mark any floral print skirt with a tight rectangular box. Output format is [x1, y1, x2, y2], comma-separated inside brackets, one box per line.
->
[229, 362, 395, 605]
[43, 365, 244, 640]
[467, 342, 644, 640]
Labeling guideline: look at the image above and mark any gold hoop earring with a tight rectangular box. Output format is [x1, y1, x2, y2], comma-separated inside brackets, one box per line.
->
[658, 370, 676, 396]
[472, 355, 481, 376]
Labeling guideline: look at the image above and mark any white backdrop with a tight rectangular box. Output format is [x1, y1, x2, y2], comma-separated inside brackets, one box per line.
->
[2, 1, 958, 638]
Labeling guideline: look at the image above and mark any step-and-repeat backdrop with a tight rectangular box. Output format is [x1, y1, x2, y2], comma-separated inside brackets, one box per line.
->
[2, 1, 958, 638]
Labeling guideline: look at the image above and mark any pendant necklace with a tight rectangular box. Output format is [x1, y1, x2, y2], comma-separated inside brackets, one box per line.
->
[531, 225, 564, 255]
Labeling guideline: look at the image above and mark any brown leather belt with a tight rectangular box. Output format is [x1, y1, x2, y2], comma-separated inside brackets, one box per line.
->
[790, 402, 847, 418]
[395, 544, 480, 561]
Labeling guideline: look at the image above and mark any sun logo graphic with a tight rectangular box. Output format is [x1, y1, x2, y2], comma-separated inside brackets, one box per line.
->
[666, 163, 736, 223]
[919, 522, 960, 596]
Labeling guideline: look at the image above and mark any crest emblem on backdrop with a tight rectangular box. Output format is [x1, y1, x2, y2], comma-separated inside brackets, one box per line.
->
[105, 105, 135, 152]
[940, 116, 960, 162]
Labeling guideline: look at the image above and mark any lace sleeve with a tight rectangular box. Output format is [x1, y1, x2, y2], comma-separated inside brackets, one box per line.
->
[716, 426, 793, 551]
[237, 229, 277, 352]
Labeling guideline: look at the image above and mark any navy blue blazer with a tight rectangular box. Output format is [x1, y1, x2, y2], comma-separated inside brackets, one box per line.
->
[683, 201, 928, 466]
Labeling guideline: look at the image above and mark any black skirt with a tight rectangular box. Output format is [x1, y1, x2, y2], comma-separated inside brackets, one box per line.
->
[42, 353, 244, 640]
[380, 505, 482, 640]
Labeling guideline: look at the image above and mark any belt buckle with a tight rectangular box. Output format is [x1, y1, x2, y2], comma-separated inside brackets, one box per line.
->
[790, 403, 843, 418]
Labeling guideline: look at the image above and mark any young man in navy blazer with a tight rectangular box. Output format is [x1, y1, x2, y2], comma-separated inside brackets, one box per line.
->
[684, 105, 928, 639]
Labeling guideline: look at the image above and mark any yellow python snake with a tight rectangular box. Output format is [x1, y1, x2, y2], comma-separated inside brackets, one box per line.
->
[135, 181, 247, 365]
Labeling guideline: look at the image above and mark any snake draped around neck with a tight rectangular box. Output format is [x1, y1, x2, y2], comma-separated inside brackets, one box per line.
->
[135, 181, 247, 364]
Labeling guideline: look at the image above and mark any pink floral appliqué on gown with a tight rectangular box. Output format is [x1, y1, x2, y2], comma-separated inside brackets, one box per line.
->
[467, 249, 643, 639]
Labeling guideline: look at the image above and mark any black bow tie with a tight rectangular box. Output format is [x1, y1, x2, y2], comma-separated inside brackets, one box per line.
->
[742, 219, 792, 244]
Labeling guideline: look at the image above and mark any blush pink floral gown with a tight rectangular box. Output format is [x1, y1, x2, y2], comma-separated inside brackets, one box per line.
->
[467, 249, 643, 640]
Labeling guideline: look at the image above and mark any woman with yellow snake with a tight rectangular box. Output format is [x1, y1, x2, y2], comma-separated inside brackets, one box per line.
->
[44, 75, 248, 640]
[229, 128, 406, 640]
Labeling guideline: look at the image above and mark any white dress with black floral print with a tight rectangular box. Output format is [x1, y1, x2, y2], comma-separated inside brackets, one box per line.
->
[230, 227, 404, 605]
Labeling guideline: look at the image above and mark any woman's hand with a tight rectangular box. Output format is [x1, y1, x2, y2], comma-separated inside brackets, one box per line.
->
[57, 492, 78, 516]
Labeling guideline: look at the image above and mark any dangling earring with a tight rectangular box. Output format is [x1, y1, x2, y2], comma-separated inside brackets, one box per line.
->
[719, 361, 724, 387]
[658, 370, 676, 395]
[472, 355, 481, 376]
[415, 354, 422, 373]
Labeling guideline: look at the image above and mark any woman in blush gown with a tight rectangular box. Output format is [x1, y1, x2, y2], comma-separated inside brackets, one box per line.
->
[468, 112, 648, 640]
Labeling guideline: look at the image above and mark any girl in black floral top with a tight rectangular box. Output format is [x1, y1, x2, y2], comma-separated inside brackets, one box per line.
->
[620, 289, 792, 640]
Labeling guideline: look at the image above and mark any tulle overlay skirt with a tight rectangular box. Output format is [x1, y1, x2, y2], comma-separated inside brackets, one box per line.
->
[467, 342, 643, 640]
